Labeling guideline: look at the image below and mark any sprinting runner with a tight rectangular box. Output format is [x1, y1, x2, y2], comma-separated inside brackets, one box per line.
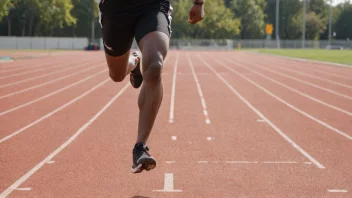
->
[98, 0, 205, 173]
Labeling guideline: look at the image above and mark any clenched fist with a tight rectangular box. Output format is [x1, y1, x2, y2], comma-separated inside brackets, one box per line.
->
[188, 1, 205, 24]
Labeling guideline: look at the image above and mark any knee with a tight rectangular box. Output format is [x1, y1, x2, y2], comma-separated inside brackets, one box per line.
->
[109, 71, 125, 82]
[143, 60, 163, 85]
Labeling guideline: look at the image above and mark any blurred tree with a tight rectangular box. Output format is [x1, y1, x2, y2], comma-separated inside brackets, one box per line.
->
[228, 0, 267, 39]
[264, 0, 302, 39]
[0, 0, 76, 36]
[172, 0, 240, 39]
[0, 0, 12, 22]
[334, 2, 352, 39]
[293, 10, 326, 40]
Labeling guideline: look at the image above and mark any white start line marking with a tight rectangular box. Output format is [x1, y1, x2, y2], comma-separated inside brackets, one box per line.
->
[256, 119, 266, 122]
[47, 161, 55, 164]
[153, 173, 182, 193]
[15, 188, 31, 191]
[328, 189, 348, 193]
[165, 161, 176, 164]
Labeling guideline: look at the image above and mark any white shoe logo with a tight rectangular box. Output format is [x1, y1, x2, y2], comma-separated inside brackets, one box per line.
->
[104, 42, 114, 51]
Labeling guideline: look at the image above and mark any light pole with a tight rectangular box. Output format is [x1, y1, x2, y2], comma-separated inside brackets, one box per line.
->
[276, 0, 280, 48]
[328, 0, 333, 46]
[302, 0, 306, 48]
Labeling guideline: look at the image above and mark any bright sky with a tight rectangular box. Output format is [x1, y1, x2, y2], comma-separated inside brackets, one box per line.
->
[332, 0, 351, 6]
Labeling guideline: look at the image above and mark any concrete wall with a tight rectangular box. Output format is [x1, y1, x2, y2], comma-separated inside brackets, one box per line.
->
[1, 36, 350, 50]
[0, 36, 89, 50]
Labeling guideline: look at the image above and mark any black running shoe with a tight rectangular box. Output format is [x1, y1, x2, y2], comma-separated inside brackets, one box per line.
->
[130, 51, 143, 89]
[131, 142, 156, 174]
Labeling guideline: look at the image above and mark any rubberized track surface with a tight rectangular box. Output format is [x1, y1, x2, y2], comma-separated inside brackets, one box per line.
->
[0, 50, 351, 197]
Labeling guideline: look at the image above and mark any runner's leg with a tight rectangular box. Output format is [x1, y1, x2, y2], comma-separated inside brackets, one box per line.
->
[134, 2, 172, 145]
[99, 2, 141, 84]
[131, 1, 173, 173]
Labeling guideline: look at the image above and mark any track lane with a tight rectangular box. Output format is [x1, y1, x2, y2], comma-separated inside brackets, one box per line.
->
[0, 65, 105, 113]
[230, 54, 352, 100]
[213, 56, 352, 138]
[246, 52, 352, 81]
[0, 53, 73, 70]
[0, 51, 86, 70]
[0, 69, 109, 141]
[223, 56, 352, 113]
[0, 55, 99, 78]
[1, 51, 350, 197]
[0, 51, 311, 197]
[201, 52, 352, 192]
[248, 51, 352, 76]
[0, 78, 128, 194]
[0, 52, 176, 198]
[0, 59, 104, 94]
[239, 54, 352, 95]
[0, 54, 98, 82]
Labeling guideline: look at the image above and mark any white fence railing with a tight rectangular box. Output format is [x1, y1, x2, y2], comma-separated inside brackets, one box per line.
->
[0, 36, 351, 50]
[0, 36, 89, 50]
[169, 39, 352, 50]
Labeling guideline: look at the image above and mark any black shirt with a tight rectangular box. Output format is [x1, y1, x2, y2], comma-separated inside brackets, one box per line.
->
[99, 0, 169, 16]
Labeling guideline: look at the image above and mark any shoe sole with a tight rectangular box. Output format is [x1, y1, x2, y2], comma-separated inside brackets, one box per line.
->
[131, 157, 156, 174]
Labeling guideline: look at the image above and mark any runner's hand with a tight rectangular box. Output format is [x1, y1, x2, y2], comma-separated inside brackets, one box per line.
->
[188, 1, 205, 24]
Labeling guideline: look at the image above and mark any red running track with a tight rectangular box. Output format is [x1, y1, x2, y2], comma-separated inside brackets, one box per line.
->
[0, 50, 351, 197]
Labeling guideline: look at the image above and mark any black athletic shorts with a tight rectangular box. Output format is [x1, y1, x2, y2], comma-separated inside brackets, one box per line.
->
[98, 0, 173, 57]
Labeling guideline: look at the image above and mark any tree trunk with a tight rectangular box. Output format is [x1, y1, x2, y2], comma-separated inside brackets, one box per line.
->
[28, 16, 34, 36]
[8, 18, 11, 36]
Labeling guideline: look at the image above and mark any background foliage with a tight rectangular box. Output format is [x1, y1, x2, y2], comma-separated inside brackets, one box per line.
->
[0, 0, 351, 40]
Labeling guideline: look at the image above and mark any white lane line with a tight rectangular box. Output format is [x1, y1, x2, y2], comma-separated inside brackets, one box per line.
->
[251, 51, 352, 68]
[198, 55, 326, 169]
[0, 83, 129, 198]
[165, 161, 175, 164]
[153, 173, 182, 192]
[0, 57, 93, 74]
[0, 69, 107, 116]
[0, 54, 93, 72]
[0, 53, 80, 70]
[225, 161, 259, 164]
[327, 189, 348, 193]
[197, 161, 208, 164]
[47, 161, 55, 164]
[0, 62, 74, 80]
[169, 53, 179, 123]
[235, 59, 352, 100]
[263, 161, 298, 164]
[187, 53, 211, 124]
[304, 162, 312, 165]
[270, 63, 352, 89]
[207, 137, 213, 141]
[226, 58, 352, 117]
[0, 78, 110, 144]
[171, 136, 177, 140]
[215, 58, 352, 141]
[0, 63, 47, 73]
[0, 64, 103, 100]
[276, 62, 352, 81]
[257, 119, 265, 122]
[0, 60, 98, 89]
[14, 188, 31, 191]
